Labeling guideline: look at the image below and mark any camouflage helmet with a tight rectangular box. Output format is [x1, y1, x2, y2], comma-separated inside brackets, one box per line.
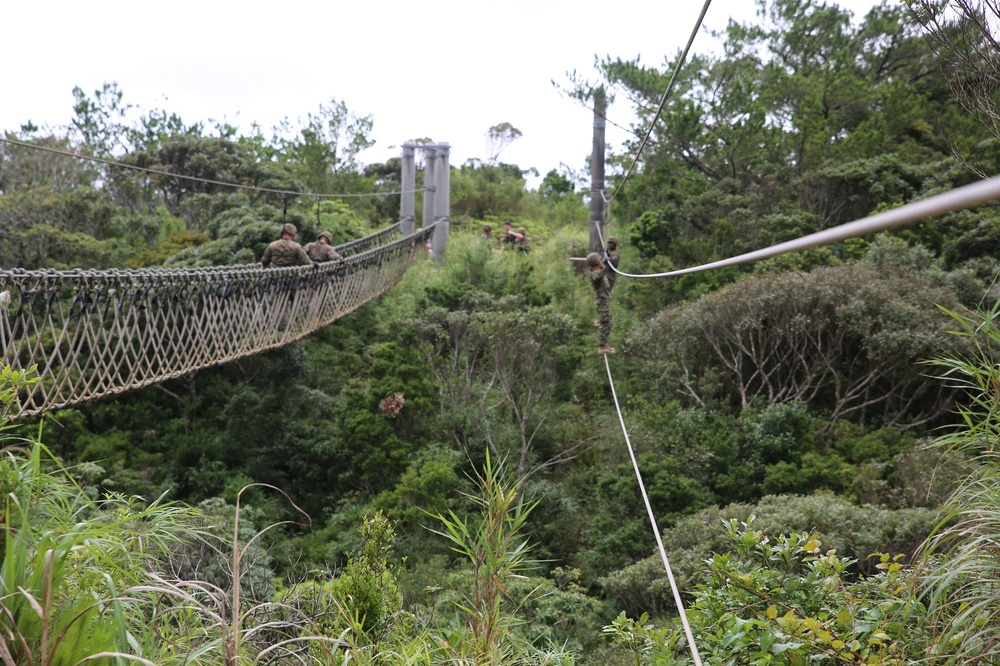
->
[606, 236, 619, 248]
[282, 223, 298, 236]
[319, 230, 334, 243]
[518, 227, 526, 235]
[483, 223, 492, 232]
[586, 252, 602, 267]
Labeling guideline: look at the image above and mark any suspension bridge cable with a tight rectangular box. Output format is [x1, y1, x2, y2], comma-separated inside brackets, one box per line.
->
[609, 0, 713, 203]
[0, 136, 423, 199]
[599, 174, 1000, 279]
[602, 355, 703, 666]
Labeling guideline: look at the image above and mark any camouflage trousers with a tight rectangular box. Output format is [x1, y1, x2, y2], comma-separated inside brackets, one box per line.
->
[596, 295, 612, 346]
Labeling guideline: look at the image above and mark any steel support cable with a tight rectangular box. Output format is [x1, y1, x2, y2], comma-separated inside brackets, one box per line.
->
[603, 355, 703, 666]
[600, 174, 1000, 279]
[609, 0, 713, 203]
[0, 137, 425, 200]
[0, 221, 409, 281]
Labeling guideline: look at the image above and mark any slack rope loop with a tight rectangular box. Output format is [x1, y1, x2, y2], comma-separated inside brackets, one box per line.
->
[599, 174, 1000, 279]
[0, 223, 436, 419]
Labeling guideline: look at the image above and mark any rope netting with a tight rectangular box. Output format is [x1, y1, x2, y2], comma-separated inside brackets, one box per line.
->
[0, 225, 435, 419]
[336, 222, 406, 256]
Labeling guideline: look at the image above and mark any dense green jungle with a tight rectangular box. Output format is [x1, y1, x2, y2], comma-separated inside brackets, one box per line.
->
[6, 0, 1000, 662]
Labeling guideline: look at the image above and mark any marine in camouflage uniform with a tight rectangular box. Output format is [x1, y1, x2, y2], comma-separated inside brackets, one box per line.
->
[604, 237, 620, 291]
[515, 227, 530, 254]
[304, 230, 344, 262]
[501, 221, 520, 249]
[586, 252, 614, 354]
[261, 223, 312, 267]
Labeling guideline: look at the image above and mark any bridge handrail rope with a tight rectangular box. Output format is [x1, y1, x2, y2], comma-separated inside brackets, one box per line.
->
[0, 223, 436, 419]
[335, 222, 404, 256]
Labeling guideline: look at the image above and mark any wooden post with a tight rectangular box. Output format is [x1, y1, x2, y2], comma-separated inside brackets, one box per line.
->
[400, 141, 416, 236]
[588, 87, 607, 254]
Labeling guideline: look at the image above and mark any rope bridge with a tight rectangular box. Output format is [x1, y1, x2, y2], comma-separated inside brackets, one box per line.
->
[0, 223, 435, 419]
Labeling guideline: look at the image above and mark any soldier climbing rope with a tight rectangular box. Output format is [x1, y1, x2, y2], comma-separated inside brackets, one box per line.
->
[0, 223, 435, 419]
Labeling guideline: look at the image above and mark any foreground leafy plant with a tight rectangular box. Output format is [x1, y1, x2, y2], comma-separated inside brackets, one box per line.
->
[430, 453, 555, 664]
[620, 517, 931, 665]
[0, 368, 204, 664]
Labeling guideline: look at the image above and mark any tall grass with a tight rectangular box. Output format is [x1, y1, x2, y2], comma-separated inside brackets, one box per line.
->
[0, 367, 351, 665]
[429, 454, 548, 664]
[920, 302, 1000, 661]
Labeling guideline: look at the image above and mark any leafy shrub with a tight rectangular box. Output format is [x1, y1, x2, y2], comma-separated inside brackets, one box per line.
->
[599, 493, 938, 618]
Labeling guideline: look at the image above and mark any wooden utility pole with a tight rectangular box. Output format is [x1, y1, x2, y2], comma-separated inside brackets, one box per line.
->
[588, 87, 607, 253]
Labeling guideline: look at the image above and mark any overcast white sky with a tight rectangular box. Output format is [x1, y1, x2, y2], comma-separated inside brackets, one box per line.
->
[3, 0, 881, 188]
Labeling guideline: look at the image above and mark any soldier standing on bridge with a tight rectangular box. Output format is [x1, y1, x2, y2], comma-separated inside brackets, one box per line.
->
[304, 231, 344, 262]
[261, 223, 312, 268]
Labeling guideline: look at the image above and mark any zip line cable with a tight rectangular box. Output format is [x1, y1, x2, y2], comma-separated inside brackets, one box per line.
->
[599, 174, 1000, 279]
[609, 0, 713, 203]
[603, 355, 703, 666]
[0, 136, 424, 199]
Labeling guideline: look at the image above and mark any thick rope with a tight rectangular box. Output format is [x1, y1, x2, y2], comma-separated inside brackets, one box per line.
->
[0, 224, 434, 418]
[603, 355, 703, 665]
[600, 174, 1000, 278]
